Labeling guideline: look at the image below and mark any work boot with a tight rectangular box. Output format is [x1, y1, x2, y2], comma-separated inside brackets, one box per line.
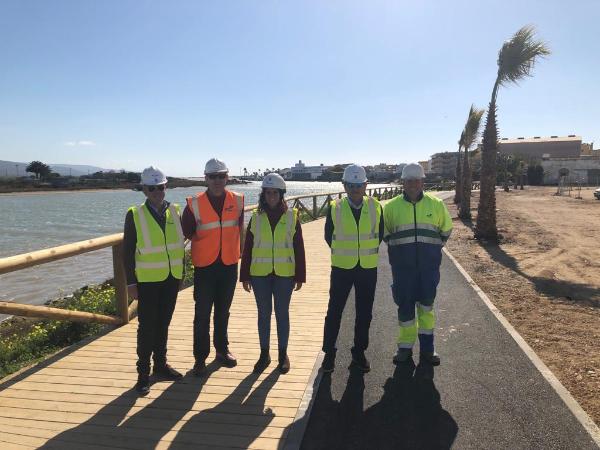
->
[153, 363, 183, 381]
[321, 351, 336, 373]
[393, 348, 413, 364]
[420, 351, 441, 366]
[192, 360, 207, 377]
[216, 349, 237, 368]
[134, 374, 150, 396]
[253, 349, 271, 373]
[351, 352, 371, 373]
[278, 350, 290, 374]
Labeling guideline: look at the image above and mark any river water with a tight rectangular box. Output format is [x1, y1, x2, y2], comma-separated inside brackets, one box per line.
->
[0, 181, 391, 319]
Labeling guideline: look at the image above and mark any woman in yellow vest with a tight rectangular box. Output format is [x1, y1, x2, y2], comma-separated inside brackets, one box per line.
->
[122, 166, 185, 395]
[240, 173, 306, 374]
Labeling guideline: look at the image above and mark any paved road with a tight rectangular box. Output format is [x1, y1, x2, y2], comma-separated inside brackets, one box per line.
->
[301, 244, 598, 449]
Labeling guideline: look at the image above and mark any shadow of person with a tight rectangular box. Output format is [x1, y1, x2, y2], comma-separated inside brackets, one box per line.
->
[361, 362, 458, 450]
[39, 361, 220, 449]
[168, 369, 281, 449]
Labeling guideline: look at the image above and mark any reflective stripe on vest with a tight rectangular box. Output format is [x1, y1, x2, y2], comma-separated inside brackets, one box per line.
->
[330, 196, 381, 269]
[186, 190, 244, 267]
[250, 208, 297, 277]
[132, 203, 184, 282]
[384, 193, 452, 248]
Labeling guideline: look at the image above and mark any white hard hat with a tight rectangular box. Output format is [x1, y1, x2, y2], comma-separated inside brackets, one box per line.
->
[262, 173, 286, 190]
[401, 163, 425, 180]
[141, 166, 167, 185]
[204, 158, 229, 175]
[342, 164, 367, 183]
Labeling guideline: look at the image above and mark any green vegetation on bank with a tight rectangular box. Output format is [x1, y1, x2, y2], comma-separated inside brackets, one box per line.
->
[0, 251, 195, 380]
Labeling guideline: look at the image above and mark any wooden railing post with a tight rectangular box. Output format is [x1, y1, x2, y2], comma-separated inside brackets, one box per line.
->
[112, 243, 129, 324]
[313, 196, 318, 218]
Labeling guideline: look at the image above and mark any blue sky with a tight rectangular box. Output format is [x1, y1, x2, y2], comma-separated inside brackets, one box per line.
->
[1, 0, 599, 177]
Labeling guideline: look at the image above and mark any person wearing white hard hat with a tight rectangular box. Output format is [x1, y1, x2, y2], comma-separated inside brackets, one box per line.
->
[321, 164, 385, 373]
[239, 173, 306, 374]
[181, 158, 245, 375]
[123, 166, 185, 395]
[383, 162, 452, 366]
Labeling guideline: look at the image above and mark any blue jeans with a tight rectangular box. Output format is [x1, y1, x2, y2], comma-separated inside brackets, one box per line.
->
[251, 275, 294, 351]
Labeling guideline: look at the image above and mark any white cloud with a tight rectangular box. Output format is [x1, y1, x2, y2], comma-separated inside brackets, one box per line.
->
[64, 140, 97, 147]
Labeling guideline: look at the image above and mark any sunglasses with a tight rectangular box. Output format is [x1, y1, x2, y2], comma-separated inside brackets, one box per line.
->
[146, 184, 166, 192]
[345, 182, 364, 189]
[207, 173, 227, 180]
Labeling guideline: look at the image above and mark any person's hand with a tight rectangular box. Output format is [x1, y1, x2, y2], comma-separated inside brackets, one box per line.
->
[242, 281, 252, 293]
[294, 282, 303, 291]
[127, 284, 138, 300]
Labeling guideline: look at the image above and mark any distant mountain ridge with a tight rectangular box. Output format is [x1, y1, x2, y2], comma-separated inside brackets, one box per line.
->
[0, 160, 111, 177]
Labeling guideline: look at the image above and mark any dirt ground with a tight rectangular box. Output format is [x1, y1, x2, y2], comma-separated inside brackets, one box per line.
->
[445, 186, 600, 425]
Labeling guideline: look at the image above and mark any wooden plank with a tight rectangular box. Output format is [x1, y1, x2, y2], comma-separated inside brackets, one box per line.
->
[0, 218, 332, 449]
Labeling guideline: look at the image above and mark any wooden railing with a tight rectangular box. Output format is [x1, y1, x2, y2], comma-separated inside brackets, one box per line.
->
[0, 187, 402, 326]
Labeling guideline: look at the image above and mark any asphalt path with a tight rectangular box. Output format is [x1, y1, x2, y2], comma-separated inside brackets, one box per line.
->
[300, 243, 598, 449]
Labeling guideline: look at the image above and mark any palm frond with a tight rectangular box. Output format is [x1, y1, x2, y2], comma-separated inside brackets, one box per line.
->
[462, 104, 485, 151]
[497, 25, 551, 87]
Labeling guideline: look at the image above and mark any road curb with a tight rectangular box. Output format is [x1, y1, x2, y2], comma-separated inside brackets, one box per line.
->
[443, 247, 600, 446]
[281, 350, 325, 450]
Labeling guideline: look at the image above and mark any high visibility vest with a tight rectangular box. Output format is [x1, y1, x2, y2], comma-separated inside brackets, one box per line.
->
[330, 196, 381, 269]
[383, 192, 452, 269]
[131, 203, 185, 282]
[249, 208, 297, 277]
[186, 190, 244, 267]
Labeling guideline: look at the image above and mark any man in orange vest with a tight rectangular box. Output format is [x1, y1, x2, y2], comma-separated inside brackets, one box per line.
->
[182, 158, 244, 375]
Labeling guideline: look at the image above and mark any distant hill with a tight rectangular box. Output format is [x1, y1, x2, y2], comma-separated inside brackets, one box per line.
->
[0, 160, 110, 177]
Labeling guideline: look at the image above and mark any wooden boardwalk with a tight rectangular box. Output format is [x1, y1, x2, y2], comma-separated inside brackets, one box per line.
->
[0, 218, 331, 450]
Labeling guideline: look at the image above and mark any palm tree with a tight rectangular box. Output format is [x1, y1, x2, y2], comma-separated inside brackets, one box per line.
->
[459, 105, 485, 220]
[475, 25, 550, 240]
[454, 130, 465, 204]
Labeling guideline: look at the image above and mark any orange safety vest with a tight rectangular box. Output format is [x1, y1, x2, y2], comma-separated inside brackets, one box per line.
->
[186, 190, 244, 267]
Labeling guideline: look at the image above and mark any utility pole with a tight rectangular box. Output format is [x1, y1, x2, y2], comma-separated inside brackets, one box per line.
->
[15, 164, 18, 177]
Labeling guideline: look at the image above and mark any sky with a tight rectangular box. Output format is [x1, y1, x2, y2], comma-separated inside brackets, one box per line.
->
[1, 0, 599, 177]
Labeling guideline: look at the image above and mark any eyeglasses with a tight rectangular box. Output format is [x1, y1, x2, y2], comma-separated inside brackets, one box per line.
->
[147, 184, 166, 192]
[345, 182, 364, 189]
[207, 173, 227, 180]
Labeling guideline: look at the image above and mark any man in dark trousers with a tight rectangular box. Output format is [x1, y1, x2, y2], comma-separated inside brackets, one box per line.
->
[321, 164, 384, 373]
[123, 166, 185, 395]
[182, 158, 244, 376]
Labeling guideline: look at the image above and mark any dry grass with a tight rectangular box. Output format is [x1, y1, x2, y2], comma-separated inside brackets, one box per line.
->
[445, 186, 600, 425]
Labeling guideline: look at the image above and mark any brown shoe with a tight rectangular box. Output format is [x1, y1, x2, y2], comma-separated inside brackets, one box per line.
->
[278, 350, 290, 374]
[216, 350, 237, 368]
[253, 349, 271, 373]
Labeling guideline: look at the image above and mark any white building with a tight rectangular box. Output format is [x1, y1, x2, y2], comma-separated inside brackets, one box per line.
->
[541, 156, 600, 184]
[289, 160, 330, 180]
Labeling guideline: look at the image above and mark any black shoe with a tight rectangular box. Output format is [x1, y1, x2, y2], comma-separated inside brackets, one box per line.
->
[393, 348, 413, 365]
[420, 351, 441, 366]
[253, 349, 271, 373]
[135, 374, 150, 396]
[351, 352, 371, 373]
[278, 350, 290, 374]
[153, 364, 183, 380]
[321, 351, 336, 373]
[216, 350, 237, 368]
[192, 360, 207, 377]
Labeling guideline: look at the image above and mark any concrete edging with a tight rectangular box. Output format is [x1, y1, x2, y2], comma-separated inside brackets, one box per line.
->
[443, 247, 600, 446]
[281, 350, 325, 450]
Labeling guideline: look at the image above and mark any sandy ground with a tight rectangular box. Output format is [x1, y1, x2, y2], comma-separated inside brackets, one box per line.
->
[445, 186, 600, 425]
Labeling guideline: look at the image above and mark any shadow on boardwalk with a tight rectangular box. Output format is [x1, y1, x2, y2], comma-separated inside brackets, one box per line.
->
[301, 363, 458, 450]
[39, 362, 281, 449]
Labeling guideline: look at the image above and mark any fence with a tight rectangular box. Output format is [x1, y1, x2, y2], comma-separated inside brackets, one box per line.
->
[0, 186, 401, 326]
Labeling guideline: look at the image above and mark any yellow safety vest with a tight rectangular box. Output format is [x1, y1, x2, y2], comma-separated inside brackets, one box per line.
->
[330, 196, 381, 269]
[131, 203, 185, 282]
[249, 208, 297, 277]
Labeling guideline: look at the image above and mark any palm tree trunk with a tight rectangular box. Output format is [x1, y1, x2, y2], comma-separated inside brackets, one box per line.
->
[454, 147, 462, 204]
[475, 95, 499, 241]
[459, 149, 472, 220]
